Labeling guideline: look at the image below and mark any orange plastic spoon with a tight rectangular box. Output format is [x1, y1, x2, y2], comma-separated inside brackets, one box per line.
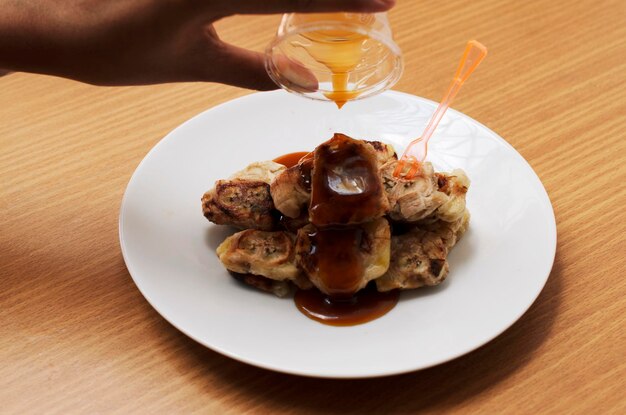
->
[394, 40, 488, 179]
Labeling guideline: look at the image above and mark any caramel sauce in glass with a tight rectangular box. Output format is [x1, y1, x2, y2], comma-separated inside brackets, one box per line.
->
[292, 13, 375, 109]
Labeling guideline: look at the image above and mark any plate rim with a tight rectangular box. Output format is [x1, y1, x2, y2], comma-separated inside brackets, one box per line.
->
[118, 90, 557, 378]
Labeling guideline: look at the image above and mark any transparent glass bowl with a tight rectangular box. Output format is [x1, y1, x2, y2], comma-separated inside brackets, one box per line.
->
[265, 12, 403, 105]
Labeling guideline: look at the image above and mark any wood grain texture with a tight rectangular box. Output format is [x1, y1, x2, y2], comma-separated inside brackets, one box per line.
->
[1, 0, 625, 413]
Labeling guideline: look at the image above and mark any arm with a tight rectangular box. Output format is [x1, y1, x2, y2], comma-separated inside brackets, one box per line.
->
[0, 0, 394, 88]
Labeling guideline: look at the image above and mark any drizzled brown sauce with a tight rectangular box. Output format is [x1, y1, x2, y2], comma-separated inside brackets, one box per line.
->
[309, 136, 384, 226]
[303, 226, 366, 298]
[274, 135, 399, 326]
[273, 151, 310, 169]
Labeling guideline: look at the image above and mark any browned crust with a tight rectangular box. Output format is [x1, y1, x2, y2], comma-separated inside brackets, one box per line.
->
[230, 272, 291, 297]
[376, 227, 451, 291]
[202, 179, 277, 230]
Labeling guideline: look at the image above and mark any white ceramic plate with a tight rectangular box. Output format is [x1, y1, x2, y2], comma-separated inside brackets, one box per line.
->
[119, 90, 556, 378]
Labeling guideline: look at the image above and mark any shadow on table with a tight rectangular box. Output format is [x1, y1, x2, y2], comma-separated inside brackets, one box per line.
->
[154, 255, 563, 414]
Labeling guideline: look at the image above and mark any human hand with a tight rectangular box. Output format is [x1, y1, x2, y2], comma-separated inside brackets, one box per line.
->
[0, 0, 395, 88]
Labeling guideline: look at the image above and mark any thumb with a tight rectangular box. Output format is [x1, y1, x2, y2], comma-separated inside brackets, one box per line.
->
[210, 43, 313, 91]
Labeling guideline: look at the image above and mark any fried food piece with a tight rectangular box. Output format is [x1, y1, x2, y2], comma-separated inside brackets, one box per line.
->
[419, 209, 470, 247]
[202, 181, 275, 230]
[376, 228, 449, 291]
[216, 229, 309, 287]
[296, 218, 391, 296]
[381, 161, 470, 223]
[228, 160, 286, 183]
[364, 140, 398, 165]
[270, 140, 396, 219]
[434, 169, 471, 223]
[279, 211, 311, 233]
[270, 161, 311, 219]
[310, 134, 390, 226]
[376, 212, 469, 291]
[202, 161, 285, 230]
[381, 161, 445, 222]
[230, 273, 292, 298]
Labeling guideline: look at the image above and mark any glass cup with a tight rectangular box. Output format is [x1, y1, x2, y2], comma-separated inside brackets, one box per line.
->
[265, 13, 403, 108]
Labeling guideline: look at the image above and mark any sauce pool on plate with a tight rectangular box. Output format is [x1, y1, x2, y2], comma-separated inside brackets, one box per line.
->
[295, 284, 399, 326]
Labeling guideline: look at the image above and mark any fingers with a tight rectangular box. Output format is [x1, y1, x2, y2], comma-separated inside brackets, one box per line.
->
[209, 43, 279, 90]
[210, 44, 319, 91]
[197, 26, 317, 91]
[212, 47, 320, 92]
[214, 0, 396, 15]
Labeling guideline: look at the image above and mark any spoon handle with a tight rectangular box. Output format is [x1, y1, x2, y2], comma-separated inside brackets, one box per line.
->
[403, 40, 488, 162]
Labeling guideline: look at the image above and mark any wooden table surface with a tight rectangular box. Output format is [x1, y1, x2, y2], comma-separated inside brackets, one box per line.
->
[2, 0, 625, 413]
